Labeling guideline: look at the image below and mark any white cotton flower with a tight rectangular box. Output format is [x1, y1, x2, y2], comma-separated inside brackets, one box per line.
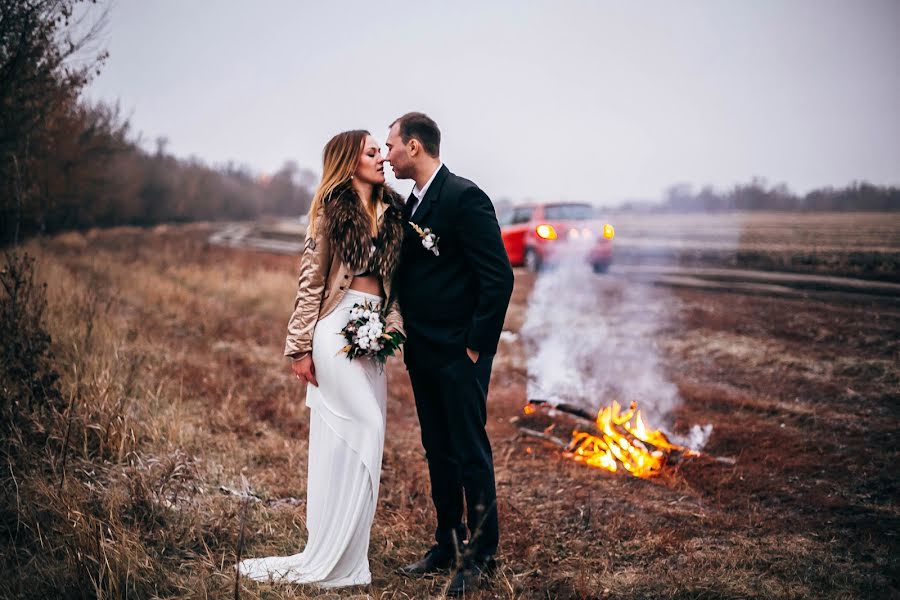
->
[358, 337, 370, 350]
[358, 324, 370, 338]
[362, 310, 371, 319]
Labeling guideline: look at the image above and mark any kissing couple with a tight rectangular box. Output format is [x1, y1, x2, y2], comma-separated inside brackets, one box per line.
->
[238, 112, 514, 596]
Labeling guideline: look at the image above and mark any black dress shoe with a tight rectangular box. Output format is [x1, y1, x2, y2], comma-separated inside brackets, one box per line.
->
[398, 544, 456, 576]
[446, 555, 497, 596]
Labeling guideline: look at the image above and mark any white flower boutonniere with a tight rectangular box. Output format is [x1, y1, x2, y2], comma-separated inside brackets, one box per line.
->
[409, 221, 440, 256]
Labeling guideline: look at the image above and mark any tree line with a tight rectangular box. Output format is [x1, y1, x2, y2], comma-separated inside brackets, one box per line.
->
[1, 0, 314, 247]
[618, 178, 900, 213]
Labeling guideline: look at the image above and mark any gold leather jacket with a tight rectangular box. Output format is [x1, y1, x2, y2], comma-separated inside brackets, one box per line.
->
[284, 185, 405, 359]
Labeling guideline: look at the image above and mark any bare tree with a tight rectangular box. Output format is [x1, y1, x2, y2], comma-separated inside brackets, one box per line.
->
[0, 0, 109, 243]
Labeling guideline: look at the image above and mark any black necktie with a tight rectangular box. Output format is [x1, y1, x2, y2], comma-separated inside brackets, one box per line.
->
[403, 192, 417, 220]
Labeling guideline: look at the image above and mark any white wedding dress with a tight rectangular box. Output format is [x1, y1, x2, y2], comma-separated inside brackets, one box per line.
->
[238, 289, 387, 588]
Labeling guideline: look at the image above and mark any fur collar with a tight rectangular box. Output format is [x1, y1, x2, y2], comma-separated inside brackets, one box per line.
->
[323, 182, 406, 282]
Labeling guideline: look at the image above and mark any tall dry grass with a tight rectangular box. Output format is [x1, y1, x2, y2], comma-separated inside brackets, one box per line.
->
[1, 235, 257, 598]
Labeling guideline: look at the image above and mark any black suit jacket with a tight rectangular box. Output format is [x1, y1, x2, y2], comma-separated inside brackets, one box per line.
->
[395, 165, 514, 370]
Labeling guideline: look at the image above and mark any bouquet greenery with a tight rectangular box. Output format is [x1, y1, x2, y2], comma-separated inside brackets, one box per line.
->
[339, 299, 405, 364]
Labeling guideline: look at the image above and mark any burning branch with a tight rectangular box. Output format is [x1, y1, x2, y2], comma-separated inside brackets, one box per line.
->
[526, 398, 597, 422]
[516, 399, 734, 477]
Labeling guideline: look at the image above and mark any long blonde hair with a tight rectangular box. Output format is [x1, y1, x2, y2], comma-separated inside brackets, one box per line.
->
[307, 130, 381, 237]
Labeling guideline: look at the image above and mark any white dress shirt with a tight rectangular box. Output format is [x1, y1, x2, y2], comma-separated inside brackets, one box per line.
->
[409, 162, 443, 218]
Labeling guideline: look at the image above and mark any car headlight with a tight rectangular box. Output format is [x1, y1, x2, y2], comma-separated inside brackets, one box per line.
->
[536, 224, 557, 240]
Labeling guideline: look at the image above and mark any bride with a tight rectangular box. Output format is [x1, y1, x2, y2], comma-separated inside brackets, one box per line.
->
[238, 130, 406, 587]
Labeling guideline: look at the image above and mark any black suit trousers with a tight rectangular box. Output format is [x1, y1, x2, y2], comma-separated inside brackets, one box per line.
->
[408, 353, 499, 557]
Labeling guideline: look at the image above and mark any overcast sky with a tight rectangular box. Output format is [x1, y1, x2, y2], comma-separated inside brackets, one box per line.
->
[85, 0, 900, 205]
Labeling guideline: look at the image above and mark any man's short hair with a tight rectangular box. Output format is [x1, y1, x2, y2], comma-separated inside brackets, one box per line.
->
[390, 112, 441, 157]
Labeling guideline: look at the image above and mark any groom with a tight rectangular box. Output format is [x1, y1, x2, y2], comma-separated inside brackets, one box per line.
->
[386, 112, 514, 595]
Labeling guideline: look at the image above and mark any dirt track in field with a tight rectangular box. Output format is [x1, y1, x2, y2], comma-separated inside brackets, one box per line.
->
[609, 265, 900, 305]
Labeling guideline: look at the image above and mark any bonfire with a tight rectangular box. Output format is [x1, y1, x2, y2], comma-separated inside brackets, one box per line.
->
[516, 399, 727, 478]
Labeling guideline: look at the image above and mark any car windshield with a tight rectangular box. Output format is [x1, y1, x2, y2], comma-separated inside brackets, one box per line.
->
[499, 206, 535, 225]
[544, 204, 594, 220]
[512, 207, 534, 224]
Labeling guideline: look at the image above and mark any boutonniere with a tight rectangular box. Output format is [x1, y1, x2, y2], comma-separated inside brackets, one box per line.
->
[409, 221, 440, 256]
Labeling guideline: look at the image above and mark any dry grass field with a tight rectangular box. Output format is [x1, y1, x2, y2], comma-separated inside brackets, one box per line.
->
[607, 211, 900, 282]
[2, 217, 898, 599]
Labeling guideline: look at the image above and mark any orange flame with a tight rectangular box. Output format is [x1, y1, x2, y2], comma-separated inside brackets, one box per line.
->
[525, 400, 678, 478]
[571, 401, 675, 477]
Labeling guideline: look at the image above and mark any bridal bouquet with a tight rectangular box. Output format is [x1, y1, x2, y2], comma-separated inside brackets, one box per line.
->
[339, 299, 405, 364]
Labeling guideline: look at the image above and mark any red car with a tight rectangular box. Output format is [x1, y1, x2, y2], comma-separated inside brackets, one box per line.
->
[498, 203, 614, 272]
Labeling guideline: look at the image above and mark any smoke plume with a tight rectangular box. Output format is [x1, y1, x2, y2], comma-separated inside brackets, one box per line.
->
[520, 241, 711, 450]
